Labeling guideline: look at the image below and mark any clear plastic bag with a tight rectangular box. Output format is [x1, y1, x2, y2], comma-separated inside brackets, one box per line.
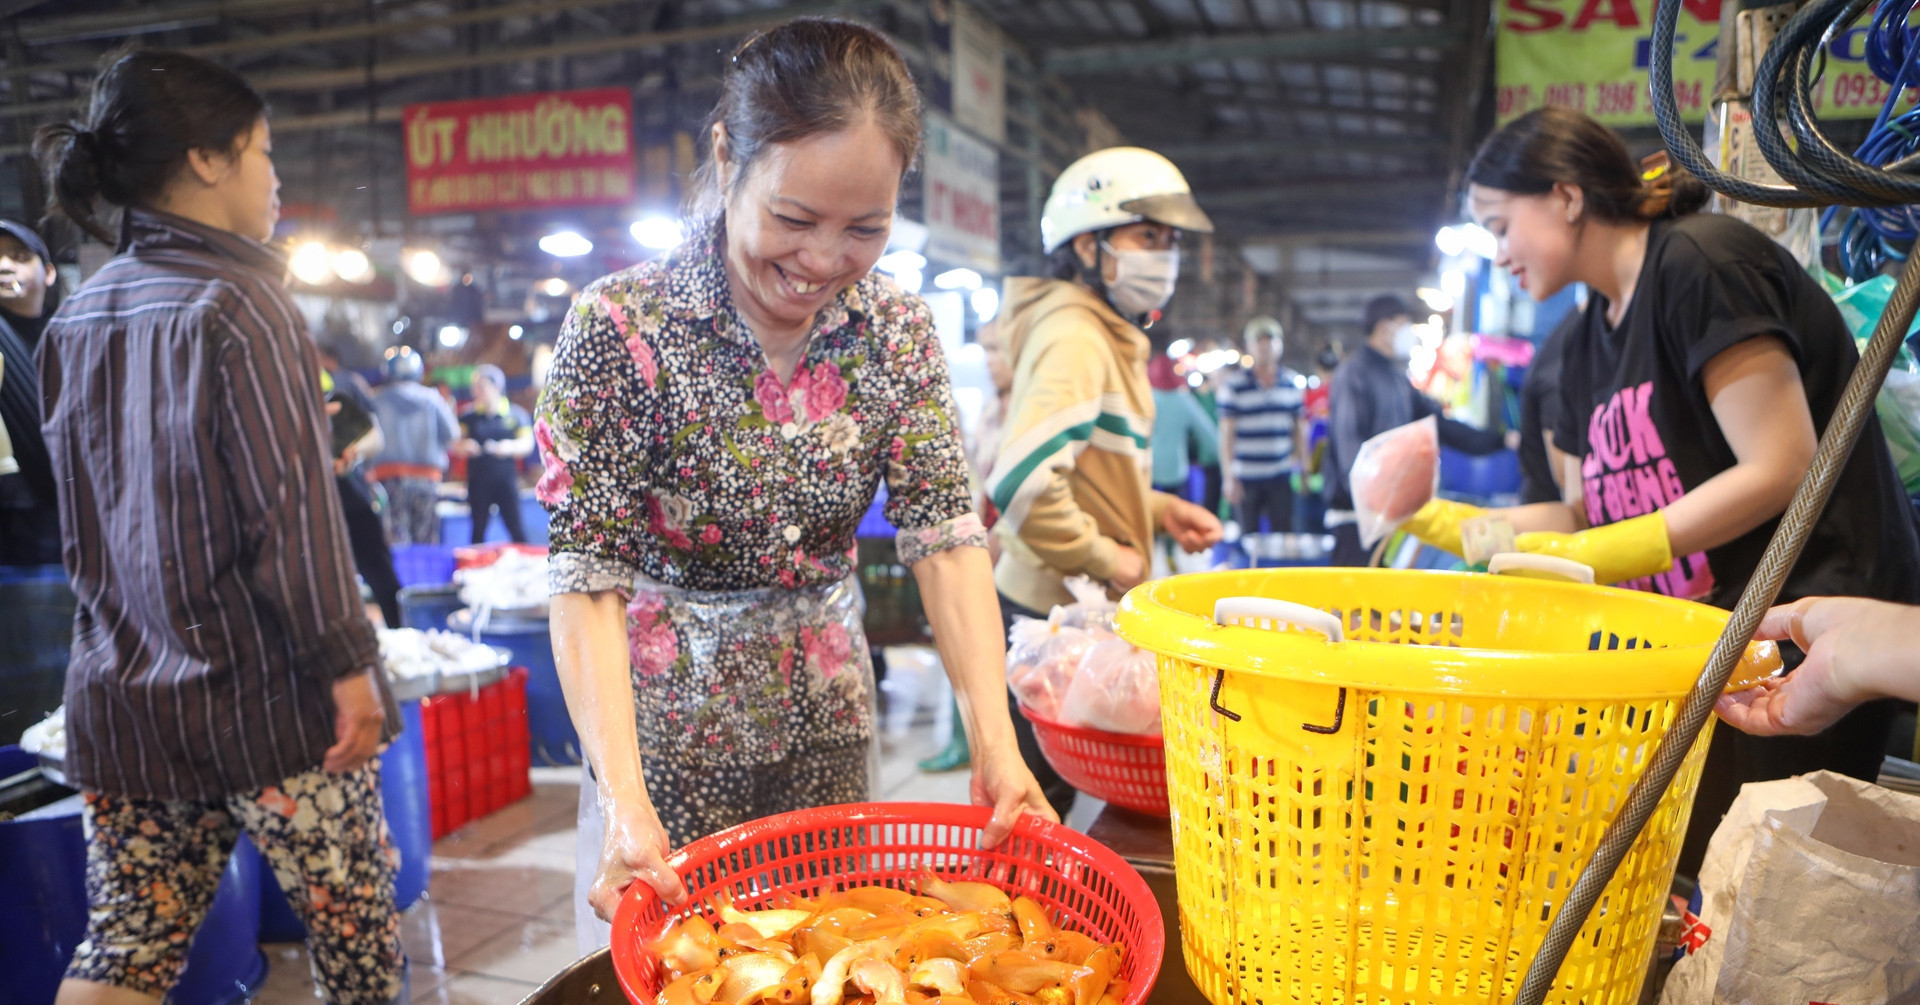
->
[1060, 637, 1162, 735]
[1054, 575, 1118, 632]
[1350, 415, 1440, 546]
[1006, 616, 1096, 721]
[1007, 576, 1123, 720]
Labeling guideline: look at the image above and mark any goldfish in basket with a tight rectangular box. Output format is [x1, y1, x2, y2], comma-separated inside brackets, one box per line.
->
[644, 874, 1129, 1005]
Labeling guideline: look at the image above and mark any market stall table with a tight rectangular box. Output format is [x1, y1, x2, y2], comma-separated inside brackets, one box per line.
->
[1081, 804, 1207, 1005]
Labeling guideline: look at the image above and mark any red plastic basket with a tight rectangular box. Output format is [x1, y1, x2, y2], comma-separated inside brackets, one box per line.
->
[1020, 705, 1169, 817]
[610, 802, 1164, 1005]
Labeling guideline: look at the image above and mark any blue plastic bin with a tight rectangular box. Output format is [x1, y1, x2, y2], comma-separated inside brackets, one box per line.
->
[0, 746, 266, 1005]
[1439, 445, 1522, 501]
[0, 566, 75, 748]
[390, 544, 458, 589]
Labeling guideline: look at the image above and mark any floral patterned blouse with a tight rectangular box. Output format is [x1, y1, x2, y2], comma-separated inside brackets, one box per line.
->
[535, 222, 986, 765]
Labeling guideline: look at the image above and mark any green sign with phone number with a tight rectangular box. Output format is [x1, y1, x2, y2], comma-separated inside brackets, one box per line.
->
[1496, 0, 1906, 125]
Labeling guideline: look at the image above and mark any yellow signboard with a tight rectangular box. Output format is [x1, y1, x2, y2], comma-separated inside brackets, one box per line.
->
[1496, 0, 1910, 125]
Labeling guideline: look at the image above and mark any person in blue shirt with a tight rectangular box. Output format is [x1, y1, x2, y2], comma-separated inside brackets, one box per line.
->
[367, 346, 459, 544]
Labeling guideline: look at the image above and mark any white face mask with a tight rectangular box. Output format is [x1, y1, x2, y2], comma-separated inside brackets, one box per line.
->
[1391, 323, 1420, 361]
[1099, 241, 1180, 317]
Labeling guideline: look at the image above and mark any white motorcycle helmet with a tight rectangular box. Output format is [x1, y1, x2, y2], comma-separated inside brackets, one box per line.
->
[1041, 147, 1215, 253]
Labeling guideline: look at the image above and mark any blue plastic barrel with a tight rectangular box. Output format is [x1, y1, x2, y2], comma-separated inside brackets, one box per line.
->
[172, 835, 268, 1004]
[399, 585, 464, 633]
[0, 747, 88, 1005]
[259, 700, 430, 942]
[453, 610, 575, 766]
[385, 700, 432, 908]
[0, 746, 266, 1005]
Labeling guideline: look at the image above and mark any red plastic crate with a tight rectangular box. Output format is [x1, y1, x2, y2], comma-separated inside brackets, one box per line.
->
[422, 668, 533, 839]
[482, 683, 508, 815]
[503, 668, 531, 805]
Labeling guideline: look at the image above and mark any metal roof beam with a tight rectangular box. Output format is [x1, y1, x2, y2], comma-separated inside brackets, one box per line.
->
[1277, 268, 1428, 288]
[0, 1, 852, 123]
[0, 104, 412, 157]
[13, 0, 639, 77]
[1198, 175, 1449, 206]
[1043, 27, 1465, 75]
[12, 0, 329, 43]
[1161, 136, 1446, 160]
[1240, 228, 1434, 247]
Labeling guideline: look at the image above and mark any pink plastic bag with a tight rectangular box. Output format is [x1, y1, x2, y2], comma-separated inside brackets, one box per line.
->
[1006, 617, 1096, 721]
[1350, 415, 1440, 546]
[1060, 637, 1162, 735]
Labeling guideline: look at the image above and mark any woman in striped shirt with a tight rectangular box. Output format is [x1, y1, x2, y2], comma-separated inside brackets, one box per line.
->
[34, 50, 404, 1005]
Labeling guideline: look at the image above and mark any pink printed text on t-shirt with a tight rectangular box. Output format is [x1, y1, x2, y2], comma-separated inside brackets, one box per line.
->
[1581, 382, 1715, 600]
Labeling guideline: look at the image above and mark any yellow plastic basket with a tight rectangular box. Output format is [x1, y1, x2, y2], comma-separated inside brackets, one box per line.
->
[1114, 568, 1779, 1005]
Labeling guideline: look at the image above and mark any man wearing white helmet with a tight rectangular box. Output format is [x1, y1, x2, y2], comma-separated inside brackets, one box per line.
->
[985, 147, 1225, 815]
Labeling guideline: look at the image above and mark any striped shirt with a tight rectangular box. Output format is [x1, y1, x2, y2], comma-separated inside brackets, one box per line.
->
[39, 207, 395, 801]
[1218, 365, 1305, 480]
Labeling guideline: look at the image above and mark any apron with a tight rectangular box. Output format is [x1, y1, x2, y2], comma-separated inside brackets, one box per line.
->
[575, 573, 879, 952]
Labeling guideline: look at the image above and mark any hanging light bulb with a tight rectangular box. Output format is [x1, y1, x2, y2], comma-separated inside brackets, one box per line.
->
[629, 217, 685, 250]
[332, 247, 374, 284]
[402, 248, 449, 286]
[289, 241, 334, 286]
[538, 231, 593, 257]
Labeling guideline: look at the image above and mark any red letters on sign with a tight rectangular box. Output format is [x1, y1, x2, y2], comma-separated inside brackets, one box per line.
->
[1681, 0, 1721, 21]
[1503, 0, 1565, 32]
[1507, 0, 1719, 35]
[1573, 0, 1639, 30]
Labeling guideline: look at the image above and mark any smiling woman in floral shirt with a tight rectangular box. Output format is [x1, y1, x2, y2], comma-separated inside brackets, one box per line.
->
[538, 17, 1052, 940]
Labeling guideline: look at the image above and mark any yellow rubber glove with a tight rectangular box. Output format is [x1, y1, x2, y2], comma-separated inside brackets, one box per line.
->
[1514, 511, 1674, 586]
[1399, 499, 1488, 557]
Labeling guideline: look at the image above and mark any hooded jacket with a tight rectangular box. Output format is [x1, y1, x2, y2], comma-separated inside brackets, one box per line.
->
[986, 277, 1172, 612]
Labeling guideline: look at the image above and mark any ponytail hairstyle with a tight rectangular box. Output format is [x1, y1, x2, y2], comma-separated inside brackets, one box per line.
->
[1466, 106, 1709, 223]
[32, 48, 266, 244]
[689, 17, 922, 221]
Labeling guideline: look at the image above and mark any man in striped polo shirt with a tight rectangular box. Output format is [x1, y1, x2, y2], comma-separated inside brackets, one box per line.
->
[1219, 316, 1307, 537]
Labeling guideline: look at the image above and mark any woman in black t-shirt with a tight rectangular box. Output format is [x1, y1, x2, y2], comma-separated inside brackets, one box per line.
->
[1408, 107, 1920, 875]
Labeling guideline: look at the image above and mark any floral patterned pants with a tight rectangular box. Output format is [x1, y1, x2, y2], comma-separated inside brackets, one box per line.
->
[66, 763, 405, 1005]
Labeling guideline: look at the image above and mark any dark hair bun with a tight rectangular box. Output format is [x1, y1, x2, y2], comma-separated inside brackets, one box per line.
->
[1663, 163, 1711, 217]
[31, 48, 264, 243]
